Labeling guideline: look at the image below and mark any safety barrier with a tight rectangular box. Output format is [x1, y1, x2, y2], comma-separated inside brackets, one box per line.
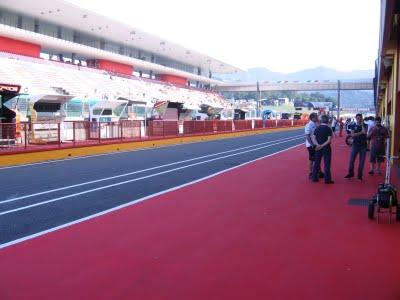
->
[216, 120, 233, 132]
[254, 120, 264, 129]
[0, 119, 306, 154]
[277, 119, 293, 127]
[147, 120, 179, 137]
[234, 120, 253, 131]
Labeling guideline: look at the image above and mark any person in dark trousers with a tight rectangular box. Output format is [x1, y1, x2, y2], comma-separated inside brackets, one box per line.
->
[367, 116, 389, 174]
[339, 117, 344, 137]
[311, 115, 334, 184]
[305, 113, 324, 179]
[345, 113, 367, 181]
[305, 113, 322, 179]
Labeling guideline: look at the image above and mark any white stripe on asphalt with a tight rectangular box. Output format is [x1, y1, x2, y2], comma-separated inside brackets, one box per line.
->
[0, 135, 303, 204]
[0, 137, 303, 216]
[0, 143, 302, 250]
[0, 130, 303, 170]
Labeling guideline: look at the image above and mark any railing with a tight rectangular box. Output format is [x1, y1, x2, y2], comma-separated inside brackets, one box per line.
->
[0, 119, 307, 154]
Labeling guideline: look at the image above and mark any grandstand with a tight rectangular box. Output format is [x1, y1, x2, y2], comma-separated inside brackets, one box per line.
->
[0, 52, 232, 121]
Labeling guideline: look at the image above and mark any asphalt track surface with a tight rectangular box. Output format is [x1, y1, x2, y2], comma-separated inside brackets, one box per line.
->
[0, 129, 303, 246]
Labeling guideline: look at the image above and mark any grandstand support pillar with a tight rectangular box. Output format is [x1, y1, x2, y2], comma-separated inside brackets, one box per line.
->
[337, 80, 341, 120]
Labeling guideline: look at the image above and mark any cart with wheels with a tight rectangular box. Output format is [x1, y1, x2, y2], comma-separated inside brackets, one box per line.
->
[367, 135, 400, 223]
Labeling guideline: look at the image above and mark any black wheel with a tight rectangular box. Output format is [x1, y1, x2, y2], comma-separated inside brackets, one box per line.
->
[368, 202, 375, 220]
[396, 205, 400, 221]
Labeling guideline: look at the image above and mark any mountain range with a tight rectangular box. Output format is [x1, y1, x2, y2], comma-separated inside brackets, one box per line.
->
[217, 66, 374, 83]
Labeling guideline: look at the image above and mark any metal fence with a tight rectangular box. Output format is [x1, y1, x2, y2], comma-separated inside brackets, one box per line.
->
[0, 119, 307, 154]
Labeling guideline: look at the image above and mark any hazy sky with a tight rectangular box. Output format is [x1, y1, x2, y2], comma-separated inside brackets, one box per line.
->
[68, 0, 379, 73]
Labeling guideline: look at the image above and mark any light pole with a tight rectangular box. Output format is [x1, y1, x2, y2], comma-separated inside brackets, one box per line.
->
[337, 80, 341, 120]
[256, 81, 261, 118]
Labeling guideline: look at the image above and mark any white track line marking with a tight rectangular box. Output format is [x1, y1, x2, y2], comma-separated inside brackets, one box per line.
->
[0, 135, 303, 204]
[0, 143, 302, 250]
[0, 137, 303, 216]
[0, 130, 303, 170]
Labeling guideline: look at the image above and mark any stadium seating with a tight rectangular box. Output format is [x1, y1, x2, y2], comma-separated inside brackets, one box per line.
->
[0, 52, 230, 110]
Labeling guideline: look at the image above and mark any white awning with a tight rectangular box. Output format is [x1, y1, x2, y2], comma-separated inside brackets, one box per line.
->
[91, 99, 128, 110]
[29, 94, 74, 104]
[183, 103, 201, 111]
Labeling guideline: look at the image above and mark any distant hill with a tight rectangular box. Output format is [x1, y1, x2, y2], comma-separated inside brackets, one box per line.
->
[217, 66, 374, 83]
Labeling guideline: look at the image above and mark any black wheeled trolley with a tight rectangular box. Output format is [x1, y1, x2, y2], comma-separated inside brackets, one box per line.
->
[368, 135, 400, 223]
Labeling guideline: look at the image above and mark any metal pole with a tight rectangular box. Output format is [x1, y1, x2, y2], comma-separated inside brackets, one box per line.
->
[98, 122, 101, 144]
[256, 81, 260, 118]
[120, 121, 123, 141]
[58, 123, 61, 147]
[337, 80, 341, 120]
[144, 105, 147, 140]
[24, 122, 27, 149]
[73, 121, 76, 146]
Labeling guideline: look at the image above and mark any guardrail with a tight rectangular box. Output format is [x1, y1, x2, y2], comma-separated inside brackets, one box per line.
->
[0, 119, 306, 154]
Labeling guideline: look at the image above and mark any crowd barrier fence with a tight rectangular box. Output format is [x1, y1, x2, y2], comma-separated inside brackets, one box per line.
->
[0, 119, 307, 154]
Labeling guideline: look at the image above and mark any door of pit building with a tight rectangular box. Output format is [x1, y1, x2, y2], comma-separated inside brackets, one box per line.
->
[0, 86, 20, 140]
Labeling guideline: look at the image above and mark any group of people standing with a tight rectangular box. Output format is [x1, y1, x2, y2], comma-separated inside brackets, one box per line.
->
[305, 113, 389, 184]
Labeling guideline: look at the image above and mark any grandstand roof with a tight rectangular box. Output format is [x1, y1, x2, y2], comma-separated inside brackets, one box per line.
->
[0, 0, 240, 74]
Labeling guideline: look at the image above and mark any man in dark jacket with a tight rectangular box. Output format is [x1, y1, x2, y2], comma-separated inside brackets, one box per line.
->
[367, 116, 389, 174]
[311, 115, 334, 184]
[345, 113, 367, 181]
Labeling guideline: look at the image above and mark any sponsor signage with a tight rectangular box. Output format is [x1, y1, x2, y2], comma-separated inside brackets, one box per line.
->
[0, 83, 21, 93]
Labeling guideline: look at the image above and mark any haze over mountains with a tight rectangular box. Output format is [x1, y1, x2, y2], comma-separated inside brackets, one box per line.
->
[218, 66, 374, 83]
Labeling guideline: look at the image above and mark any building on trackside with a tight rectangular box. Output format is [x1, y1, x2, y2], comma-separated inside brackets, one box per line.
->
[376, 0, 400, 163]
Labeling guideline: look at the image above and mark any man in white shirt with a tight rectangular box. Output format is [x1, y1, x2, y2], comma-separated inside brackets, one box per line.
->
[365, 116, 375, 150]
[331, 117, 337, 136]
[366, 116, 375, 133]
[305, 113, 319, 179]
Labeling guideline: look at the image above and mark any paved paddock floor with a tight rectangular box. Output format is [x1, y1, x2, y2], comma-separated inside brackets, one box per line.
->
[0, 131, 399, 299]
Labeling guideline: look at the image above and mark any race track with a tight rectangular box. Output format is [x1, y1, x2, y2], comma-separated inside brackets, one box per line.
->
[0, 129, 303, 247]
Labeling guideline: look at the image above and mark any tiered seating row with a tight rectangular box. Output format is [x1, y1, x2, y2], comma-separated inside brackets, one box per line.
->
[0, 52, 230, 110]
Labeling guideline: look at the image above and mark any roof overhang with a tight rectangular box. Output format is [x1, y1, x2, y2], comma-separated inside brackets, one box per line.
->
[90, 99, 128, 110]
[30, 94, 74, 104]
[0, 0, 241, 74]
[118, 98, 147, 105]
[183, 103, 201, 111]
[0, 24, 225, 86]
